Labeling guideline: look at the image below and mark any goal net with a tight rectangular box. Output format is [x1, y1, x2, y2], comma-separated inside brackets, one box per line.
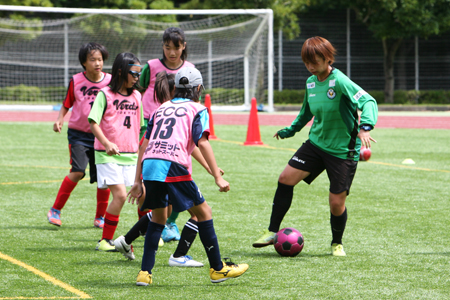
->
[0, 6, 274, 111]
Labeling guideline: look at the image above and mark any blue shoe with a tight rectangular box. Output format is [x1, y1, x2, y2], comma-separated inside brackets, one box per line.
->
[161, 225, 176, 242]
[167, 222, 180, 241]
[94, 216, 105, 228]
[47, 208, 61, 227]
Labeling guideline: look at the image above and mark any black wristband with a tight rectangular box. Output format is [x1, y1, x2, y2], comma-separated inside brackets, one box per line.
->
[360, 124, 373, 131]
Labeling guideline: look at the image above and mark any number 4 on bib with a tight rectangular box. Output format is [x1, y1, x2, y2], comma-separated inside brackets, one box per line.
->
[123, 116, 131, 129]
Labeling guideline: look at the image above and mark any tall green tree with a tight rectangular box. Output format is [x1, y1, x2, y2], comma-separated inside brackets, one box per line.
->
[53, 0, 177, 22]
[177, 0, 311, 39]
[0, 0, 53, 46]
[1, 0, 53, 6]
[313, 0, 450, 102]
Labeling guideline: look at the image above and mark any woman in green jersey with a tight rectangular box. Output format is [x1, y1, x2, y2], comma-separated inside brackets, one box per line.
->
[253, 36, 378, 256]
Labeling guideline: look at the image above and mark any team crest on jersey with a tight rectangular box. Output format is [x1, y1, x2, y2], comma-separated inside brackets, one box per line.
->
[307, 82, 315, 89]
[327, 88, 336, 99]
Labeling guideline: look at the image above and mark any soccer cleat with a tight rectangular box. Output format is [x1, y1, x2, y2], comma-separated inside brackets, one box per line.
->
[169, 255, 204, 267]
[95, 239, 118, 252]
[136, 270, 152, 286]
[161, 225, 177, 242]
[252, 229, 276, 248]
[331, 243, 346, 256]
[47, 208, 62, 227]
[114, 236, 135, 260]
[209, 259, 249, 283]
[159, 238, 164, 247]
[94, 217, 105, 229]
[167, 222, 180, 241]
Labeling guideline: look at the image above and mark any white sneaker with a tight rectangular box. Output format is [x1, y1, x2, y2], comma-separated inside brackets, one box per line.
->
[114, 235, 135, 260]
[168, 254, 204, 267]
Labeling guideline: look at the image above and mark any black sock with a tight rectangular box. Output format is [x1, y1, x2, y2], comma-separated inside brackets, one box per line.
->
[330, 207, 347, 245]
[173, 218, 198, 258]
[124, 212, 151, 245]
[198, 219, 222, 271]
[268, 182, 294, 233]
[141, 221, 164, 273]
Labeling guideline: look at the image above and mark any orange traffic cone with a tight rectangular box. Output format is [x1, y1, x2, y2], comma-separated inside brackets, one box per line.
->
[204, 94, 218, 139]
[244, 97, 264, 146]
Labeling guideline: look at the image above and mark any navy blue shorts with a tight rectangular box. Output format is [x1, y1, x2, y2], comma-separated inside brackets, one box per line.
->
[288, 140, 357, 194]
[69, 143, 97, 184]
[141, 180, 205, 212]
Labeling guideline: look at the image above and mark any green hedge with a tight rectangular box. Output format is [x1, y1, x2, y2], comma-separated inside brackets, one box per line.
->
[2, 85, 450, 105]
[203, 88, 245, 104]
[273, 89, 305, 104]
[273, 89, 450, 105]
[418, 90, 450, 104]
[0, 84, 66, 103]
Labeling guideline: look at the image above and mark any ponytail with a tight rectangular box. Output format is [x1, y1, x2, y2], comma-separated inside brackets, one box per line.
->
[173, 84, 204, 102]
[153, 71, 175, 104]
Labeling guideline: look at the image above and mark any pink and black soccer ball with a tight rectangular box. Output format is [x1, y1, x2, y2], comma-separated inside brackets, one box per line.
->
[274, 227, 304, 257]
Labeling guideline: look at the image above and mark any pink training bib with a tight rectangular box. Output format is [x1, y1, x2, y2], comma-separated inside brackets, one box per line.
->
[142, 100, 208, 170]
[94, 87, 141, 153]
[69, 72, 111, 133]
[141, 59, 194, 119]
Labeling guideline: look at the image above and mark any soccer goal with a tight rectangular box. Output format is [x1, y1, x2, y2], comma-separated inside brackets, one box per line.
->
[0, 5, 274, 112]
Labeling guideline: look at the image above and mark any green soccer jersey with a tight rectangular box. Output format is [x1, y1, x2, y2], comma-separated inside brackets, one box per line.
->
[139, 63, 151, 89]
[278, 68, 378, 160]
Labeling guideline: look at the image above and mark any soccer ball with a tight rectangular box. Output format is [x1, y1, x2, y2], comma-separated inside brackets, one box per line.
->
[274, 227, 304, 257]
[359, 146, 372, 161]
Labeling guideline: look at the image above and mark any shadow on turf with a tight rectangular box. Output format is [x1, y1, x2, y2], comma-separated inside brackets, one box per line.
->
[79, 278, 242, 289]
[406, 252, 450, 256]
[5, 224, 105, 231]
[248, 251, 330, 258]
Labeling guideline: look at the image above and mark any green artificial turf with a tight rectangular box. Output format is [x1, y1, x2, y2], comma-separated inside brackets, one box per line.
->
[0, 122, 449, 299]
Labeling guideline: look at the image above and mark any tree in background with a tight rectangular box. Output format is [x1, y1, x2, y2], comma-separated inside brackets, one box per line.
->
[0, 0, 53, 47]
[1, 0, 52, 6]
[1, 1, 178, 53]
[176, 0, 310, 39]
[174, 0, 450, 102]
[5, 0, 450, 102]
[312, 0, 450, 102]
[2, 0, 177, 21]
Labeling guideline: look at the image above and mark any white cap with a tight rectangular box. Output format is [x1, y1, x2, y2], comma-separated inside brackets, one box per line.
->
[175, 67, 203, 88]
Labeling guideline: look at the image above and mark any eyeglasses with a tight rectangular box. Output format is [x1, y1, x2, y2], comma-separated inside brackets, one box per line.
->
[128, 70, 141, 78]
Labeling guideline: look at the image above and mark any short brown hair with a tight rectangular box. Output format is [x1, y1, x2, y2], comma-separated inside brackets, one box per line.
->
[78, 42, 108, 70]
[301, 36, 336, 65]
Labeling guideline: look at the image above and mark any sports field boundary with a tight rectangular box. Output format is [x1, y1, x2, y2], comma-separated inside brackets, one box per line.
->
[0, 251, 92, 299]
[1, 110, 450, 129]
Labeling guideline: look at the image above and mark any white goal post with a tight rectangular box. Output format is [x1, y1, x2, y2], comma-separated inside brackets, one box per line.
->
[0, 5, 274, 112]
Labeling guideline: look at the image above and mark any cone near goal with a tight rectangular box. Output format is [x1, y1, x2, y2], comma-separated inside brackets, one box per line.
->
[244, 98, 264, 146]
[204, 94, 218, 140]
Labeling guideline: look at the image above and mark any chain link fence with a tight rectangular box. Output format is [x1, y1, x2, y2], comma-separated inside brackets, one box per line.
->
[275, 9, 450, 92]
